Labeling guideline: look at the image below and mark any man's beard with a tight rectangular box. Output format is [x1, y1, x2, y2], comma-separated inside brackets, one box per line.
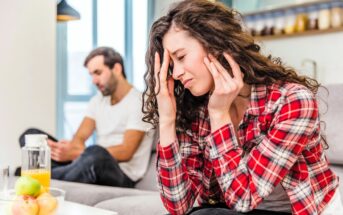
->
[100, 74, 118, 96]
[101, 87, 112, 96]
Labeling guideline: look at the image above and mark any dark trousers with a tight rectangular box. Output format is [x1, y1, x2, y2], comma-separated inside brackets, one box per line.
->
[19, 128, 135, 188]
[186, 204, 291, 215]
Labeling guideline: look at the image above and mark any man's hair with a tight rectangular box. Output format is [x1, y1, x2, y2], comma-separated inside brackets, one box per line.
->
[84, 47, 126, 79]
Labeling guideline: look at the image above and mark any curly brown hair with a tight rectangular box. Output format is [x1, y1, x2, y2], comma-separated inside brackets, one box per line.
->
[142, 0, 320, 131]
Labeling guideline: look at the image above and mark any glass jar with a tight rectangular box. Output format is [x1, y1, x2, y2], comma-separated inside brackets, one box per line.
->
[295, 7, 308, 32]
[307, 4, 319, 30]
[330, 1, 343, 28]
[318, 3, 331, 30]
[261, 12, 274, 36]
[284, 9, 296, 34]
[254, 14, 264, 36]
[273, 11, 285, 35]
[21, 134, 51, 189]
[244, 15, 256, 36]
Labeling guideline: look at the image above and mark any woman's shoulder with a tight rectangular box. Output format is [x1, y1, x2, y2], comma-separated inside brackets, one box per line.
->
[263, 82, 317, 114]
[267, 82, 315, 100]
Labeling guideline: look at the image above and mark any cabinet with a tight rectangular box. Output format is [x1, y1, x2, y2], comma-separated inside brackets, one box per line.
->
[237, 0, 343, 40]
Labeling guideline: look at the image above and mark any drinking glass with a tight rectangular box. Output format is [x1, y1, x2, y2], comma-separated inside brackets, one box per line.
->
[0, 165, 9, 193]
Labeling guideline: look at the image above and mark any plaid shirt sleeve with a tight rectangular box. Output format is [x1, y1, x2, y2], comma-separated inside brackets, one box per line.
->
[207, 89, 319, 212]
[157, 137, 203, 215]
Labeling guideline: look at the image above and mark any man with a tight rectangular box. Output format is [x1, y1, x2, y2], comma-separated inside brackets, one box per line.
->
[21, 47, 154, 187]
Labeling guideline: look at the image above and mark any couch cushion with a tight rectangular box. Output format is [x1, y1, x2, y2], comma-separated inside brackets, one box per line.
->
[51, 179, 156, 206]
[135, 152, 158, 191]
[319, 85, 343, 165]
[94, 193, 167, 215]
[329, 165, 343, 203]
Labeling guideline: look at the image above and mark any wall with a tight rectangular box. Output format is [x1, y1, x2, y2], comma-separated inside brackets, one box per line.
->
[154, 0, 180, 20]
[260, 32, 343, 84]
[0, 0, 56, 170]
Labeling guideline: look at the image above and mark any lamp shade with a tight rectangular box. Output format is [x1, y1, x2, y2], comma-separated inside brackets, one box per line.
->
[57, 0, 80, 22]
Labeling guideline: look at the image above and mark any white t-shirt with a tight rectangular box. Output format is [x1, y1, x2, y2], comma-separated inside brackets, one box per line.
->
[85, 88, 155, 181]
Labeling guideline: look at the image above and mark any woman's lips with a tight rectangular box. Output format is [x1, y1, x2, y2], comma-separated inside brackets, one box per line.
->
[183, 79, 192, 88]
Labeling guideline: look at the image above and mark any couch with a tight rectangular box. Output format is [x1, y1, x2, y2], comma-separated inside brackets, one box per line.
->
[27, 84, 343, 214]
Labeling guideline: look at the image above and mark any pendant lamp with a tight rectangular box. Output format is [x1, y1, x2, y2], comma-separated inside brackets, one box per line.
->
[57, 0, 81, 22]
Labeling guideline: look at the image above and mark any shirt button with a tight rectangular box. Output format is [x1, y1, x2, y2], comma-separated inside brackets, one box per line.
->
[208, 198, 217, 205]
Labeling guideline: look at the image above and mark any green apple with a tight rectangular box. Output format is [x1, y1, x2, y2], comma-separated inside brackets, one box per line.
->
[15, 176, 41, 197]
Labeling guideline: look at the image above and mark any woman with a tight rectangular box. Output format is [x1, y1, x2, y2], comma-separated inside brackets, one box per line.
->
[142, 0, 342, 214]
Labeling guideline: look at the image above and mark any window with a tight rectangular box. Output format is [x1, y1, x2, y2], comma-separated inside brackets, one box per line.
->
[57, 0, 151, 145]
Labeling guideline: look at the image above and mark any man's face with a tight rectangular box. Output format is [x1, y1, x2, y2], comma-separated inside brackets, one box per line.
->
[86, 55, 118, 96]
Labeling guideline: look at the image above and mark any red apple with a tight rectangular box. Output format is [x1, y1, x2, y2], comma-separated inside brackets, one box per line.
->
[11, 195, 39, 215]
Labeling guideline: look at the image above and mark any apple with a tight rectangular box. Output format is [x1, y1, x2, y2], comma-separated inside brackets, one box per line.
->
[36, 192, 58, 215]
[11, 195, 39, 215]
[15, 176, 41, 197]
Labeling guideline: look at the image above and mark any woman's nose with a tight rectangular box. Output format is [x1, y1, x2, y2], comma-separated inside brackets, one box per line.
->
[172, 65, 184, 80]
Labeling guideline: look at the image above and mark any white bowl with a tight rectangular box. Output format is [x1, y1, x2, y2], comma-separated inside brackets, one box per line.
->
[0, 187, 66, 215]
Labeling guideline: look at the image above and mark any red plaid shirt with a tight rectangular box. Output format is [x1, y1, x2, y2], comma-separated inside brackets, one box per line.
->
[157, 83, 339, 215]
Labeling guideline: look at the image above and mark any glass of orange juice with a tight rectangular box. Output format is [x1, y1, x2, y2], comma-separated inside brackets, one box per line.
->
[21, 134, 51, 189]
[21, 169, 51, 189]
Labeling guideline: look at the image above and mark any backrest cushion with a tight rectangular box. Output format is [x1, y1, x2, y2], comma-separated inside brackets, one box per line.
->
[318, 84, 343, 165]
[135, 152, 158, 191]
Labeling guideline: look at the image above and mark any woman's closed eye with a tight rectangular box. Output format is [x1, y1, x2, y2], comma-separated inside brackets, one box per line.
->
[177, 55, 185, 61]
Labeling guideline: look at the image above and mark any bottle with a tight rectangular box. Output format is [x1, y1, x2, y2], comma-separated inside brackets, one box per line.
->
[262, 12, 275, 36]
[273, 11, 285, 35]
[307, 4, 319, 30]
[21, 134, 51, 189]
[318, 3, 331, 30]
[330, 1, 343, 28]
[254, 14, 264, 36]
[295, 7, 308, 32]
[284, 9, 296, 34]
[244, 15, 255, 36]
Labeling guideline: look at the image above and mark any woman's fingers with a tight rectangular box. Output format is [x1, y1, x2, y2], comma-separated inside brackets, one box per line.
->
[204, 56, 227, 91]
[160, 49, 170, 83]
[208, 54, 231, 82]
[154, 50, 171, 94]
[223, 52, 243, 81]
[167, 77, 175, 97]
[154, 52, 161, 93]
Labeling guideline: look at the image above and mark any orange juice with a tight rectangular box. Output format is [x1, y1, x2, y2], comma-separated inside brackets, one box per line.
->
[21, 169, 51, 189]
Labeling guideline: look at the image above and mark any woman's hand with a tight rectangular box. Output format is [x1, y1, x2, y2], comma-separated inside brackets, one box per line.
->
[154, 49, 177, 126]
[204, 53, 244, 131]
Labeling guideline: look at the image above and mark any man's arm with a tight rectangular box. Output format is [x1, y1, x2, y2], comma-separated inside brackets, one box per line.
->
[49, 117, 95, 162]
[106, 130, 145, 162]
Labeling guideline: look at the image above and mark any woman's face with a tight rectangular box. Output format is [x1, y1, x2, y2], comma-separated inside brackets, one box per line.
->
[162, 26, 214, 96]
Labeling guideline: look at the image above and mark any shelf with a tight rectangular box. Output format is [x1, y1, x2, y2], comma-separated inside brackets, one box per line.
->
[243, 0, 333, 16]
[254, 26, 343, 41]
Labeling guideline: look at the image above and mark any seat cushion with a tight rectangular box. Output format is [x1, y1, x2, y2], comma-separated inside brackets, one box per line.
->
[94, 193, 167, 215]
[51, 179, 156, 206]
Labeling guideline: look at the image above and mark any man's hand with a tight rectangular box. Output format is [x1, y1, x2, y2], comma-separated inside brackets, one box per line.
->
[48, 139, 77, 162]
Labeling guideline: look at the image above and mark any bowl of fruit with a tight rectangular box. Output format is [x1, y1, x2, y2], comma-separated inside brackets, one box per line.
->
[0, 176, 65, 215]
